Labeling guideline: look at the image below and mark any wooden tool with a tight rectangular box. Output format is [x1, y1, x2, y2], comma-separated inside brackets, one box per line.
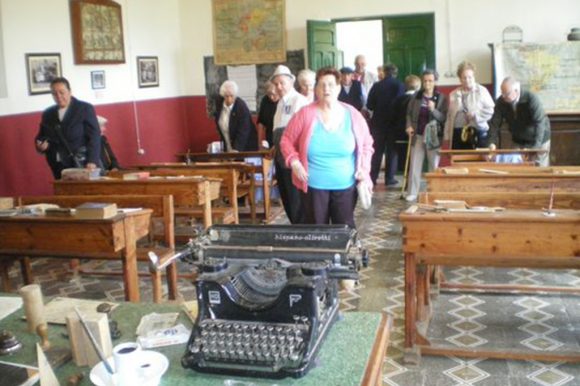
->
[74, 307, 114, 374]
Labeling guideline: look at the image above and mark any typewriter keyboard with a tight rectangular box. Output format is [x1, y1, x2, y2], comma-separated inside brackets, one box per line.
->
[189, 317, 310, 370]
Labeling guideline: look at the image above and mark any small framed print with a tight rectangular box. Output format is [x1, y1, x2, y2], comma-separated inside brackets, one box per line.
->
[91, 70, 105, 89]
[25, 53, 62, 95]
[137, 56, 159, 88]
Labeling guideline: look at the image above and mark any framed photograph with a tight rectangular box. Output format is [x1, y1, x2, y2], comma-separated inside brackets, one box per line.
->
[91, 70, 105, 89]
[25, 53, 62, 95]
[69, 0, 125, 64]
[137, 56, 159, 88]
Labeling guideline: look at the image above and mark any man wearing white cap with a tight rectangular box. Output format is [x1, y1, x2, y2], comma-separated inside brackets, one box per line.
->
[270, 65, 308, 224]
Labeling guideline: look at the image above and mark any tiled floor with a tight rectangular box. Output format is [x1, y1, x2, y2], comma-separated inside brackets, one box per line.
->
[4, 183, 580, 385]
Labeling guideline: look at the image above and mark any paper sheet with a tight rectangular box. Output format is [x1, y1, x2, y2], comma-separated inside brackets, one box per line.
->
[0, 296, 22, 321]
[41, 297, 118, 325]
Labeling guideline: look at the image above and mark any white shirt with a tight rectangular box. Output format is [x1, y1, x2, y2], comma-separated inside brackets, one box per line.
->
[273, 89, 308, 130]
[218, 103, 233, 151]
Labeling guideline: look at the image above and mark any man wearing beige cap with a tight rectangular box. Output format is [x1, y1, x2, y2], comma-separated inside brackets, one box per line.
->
[270, 65, 308, 224]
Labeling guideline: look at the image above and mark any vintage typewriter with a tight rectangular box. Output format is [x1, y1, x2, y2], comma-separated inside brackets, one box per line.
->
[179, 224, 368, 379]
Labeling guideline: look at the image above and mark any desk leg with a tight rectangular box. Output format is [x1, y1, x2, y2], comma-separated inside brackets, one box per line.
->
[404, 252, 421, 364]
[262, 158, 271, 221]
[417, 264, 429, 323]
[202, 181, 212, 228]
[166, 263, 178, 300]
[122, 217, 140, 303]
[404, 252, 416, 348]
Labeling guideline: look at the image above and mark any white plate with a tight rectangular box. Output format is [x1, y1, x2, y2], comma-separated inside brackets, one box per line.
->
[90, 350, 169, 386]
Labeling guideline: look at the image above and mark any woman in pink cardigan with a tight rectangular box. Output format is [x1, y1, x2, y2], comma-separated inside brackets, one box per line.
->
[280, 67, 374, 228]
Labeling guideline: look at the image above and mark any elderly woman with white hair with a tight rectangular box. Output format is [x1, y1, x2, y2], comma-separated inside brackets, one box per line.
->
[214, 80, 258, 152]
[297, 69, 316, 103]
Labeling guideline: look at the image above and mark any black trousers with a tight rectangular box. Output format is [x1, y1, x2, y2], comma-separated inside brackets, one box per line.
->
[274, 159, 304, 224]
[301, 185, 356, 229]
[370, 128, 387, 185]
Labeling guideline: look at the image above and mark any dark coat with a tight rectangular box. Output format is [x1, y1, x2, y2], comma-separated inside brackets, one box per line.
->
[257, 95, 277, 146]
[214, 97, 258, 151]
[338, 80, 365, 111]
[405, 89, 448, 137]
[366, 76, 405, 130]
[100, 135, 120, 171]
[35, 97, 101, 179]
[488, 89, 551, 147]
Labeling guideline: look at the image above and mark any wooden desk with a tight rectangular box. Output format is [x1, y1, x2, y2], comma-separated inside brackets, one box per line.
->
[54, 177, 220, 228]
[0, 301, 391, 386]
[128, 162, 258, 223]
[426, 171, 580, 193]
[439, 148, 548, 164]
[399, 208, 580, 363]
[0, 210, 152, 302]
[176, 149, 275, 221]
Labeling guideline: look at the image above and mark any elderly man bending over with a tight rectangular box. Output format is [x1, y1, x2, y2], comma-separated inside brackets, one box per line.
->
[488, 77, 551, 166]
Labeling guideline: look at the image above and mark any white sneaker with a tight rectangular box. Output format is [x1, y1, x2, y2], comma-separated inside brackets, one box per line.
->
[405, 194, 417, 202]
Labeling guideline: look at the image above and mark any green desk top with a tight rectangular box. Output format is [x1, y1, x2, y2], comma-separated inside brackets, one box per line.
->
[0, 302, 384, 386]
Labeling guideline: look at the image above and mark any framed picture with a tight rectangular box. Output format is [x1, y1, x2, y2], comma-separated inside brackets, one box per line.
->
[25, 53, 62, 95]
[91, 70, 105, 89]
[69, 0, 125, 64]
[137, 56, 159, 88]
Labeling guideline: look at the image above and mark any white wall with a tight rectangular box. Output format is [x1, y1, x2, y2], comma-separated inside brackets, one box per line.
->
[1, 0, 579, 115]
[0, 0, 185, 116]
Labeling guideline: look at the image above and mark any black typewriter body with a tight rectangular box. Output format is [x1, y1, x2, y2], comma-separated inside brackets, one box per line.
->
[180, 225, 367, 379]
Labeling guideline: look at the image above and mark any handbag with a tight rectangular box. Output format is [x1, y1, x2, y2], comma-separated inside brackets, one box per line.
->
[460, 125, 478, 148]
[423, 120, 441, 150]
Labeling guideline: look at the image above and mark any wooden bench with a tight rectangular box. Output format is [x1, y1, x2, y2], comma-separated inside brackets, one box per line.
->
[426, 171, 580, 193]
[15, 194, 178, 303]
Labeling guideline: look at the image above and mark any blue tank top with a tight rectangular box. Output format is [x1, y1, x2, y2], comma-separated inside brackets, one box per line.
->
[307, 110, 356, 190]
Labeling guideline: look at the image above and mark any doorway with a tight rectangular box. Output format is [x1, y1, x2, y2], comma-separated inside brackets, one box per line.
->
[308, 13, 435, 81]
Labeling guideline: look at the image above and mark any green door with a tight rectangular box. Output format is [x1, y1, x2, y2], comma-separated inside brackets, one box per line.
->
[307, 20, 343, 71]
[382, 14, 435, 80]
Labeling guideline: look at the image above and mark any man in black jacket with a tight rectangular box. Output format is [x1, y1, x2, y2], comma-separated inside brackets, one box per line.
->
[35, 77, 101, 179]
[366, 64, 405, 185]
[488, 77, 551, 166]
[338, 66, 365, 111]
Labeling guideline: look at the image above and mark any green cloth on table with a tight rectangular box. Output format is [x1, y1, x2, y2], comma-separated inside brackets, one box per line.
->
[0, 301, 383, 386]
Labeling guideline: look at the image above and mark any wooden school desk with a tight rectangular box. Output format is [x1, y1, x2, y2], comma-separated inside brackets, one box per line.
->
[54, 177, 221, 228]
[399, 208, 580, 363]
[0, 209, 152, 303]
[175, 149, 275, 221]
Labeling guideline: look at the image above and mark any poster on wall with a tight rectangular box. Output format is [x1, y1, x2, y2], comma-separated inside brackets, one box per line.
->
[70, 0, 125, 64]
[212, 0, 286, 65]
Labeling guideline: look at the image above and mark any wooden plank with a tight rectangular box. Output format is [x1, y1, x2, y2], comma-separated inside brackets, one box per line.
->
[426, 173, 580, 193]
[361, 313, 391, 386]
[419, 191, 580, 209]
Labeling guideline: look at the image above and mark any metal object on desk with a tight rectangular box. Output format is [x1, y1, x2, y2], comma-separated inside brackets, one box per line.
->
[0, 330, 22, 355]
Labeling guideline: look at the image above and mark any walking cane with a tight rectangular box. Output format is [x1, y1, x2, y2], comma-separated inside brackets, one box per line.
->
[400, 135, 412, 199]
